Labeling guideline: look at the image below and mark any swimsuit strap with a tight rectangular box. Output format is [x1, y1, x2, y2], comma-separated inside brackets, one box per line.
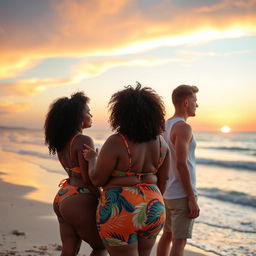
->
[58, 178, 70, 187]
[119, 133, 132, 171]
[112, 134, 162, 179]
[69, 133, 81, 162]
[156, 136, 164, 169]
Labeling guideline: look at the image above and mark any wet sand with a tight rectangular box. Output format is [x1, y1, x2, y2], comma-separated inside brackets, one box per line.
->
[0, 148, 215, 256]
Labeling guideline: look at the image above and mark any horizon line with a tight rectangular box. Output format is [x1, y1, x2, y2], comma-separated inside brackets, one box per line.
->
[0, 125, 255, 133]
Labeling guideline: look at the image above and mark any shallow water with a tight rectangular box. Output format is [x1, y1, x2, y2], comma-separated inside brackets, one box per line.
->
[0, 127, 255, 256]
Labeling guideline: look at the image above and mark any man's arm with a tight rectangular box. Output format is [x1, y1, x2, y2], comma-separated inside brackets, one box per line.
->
[172, 122, 200, 218]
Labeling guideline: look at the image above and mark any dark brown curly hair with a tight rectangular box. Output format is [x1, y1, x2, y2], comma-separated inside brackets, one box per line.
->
[44, 92, 89, 155]
[108, 83, 165, 142]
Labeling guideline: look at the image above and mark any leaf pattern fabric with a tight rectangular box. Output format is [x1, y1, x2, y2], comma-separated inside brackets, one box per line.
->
[54, 182, 92, 205]
[97, 184, 166, 246]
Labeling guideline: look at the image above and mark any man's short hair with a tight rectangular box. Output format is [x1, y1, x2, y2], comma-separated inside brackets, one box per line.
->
[172, 85, 199, 106]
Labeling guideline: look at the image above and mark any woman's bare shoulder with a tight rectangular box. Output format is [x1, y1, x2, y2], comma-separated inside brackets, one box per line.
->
[102, 133, 122, 148]
[75, 134, 94, 149]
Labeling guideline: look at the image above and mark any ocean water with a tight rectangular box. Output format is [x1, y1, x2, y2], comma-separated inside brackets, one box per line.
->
[0, 127, 255, 256]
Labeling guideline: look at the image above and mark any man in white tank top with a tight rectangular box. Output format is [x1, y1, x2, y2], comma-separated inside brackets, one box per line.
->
[157, 85, 200, 256]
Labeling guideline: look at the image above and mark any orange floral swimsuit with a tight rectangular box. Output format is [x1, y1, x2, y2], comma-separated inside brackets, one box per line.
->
[54, 134, 92, 206]
[96, 134, 166, 246]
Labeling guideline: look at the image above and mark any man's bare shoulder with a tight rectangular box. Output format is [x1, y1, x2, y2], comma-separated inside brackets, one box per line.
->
[173, 121, 192, 139]
[173, 121, 191, 132]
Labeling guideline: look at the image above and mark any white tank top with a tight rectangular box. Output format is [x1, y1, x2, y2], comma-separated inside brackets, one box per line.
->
[163, 117, 197, 199]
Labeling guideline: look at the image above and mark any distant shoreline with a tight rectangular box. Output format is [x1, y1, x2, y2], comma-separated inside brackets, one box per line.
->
[1, 125, 255, 133]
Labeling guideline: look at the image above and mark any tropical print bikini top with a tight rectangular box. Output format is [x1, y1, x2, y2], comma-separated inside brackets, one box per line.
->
[112, 133, 164, 179]
[59, 133, 82, 174]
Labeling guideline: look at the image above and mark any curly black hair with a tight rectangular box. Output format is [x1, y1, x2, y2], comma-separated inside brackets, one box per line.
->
[44, 92, 89, 155]
[109, 82, 165, 143]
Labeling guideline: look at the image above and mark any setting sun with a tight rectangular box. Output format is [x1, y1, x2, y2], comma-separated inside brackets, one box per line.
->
[220, 125, 231, 133]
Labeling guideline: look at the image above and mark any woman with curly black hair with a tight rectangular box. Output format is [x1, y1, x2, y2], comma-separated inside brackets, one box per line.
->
[83, 83, 170, 256]
[44, 92, 107, 256]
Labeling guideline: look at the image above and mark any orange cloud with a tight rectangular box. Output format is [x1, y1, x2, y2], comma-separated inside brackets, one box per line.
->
[0, 101, 31, 114]
[1, 56, 191, 97]
[0, 55, 40, 79]
[196, 0, 256, 13]
[52, 0, 256, 53]
[0, 77, 76, 97]
[1, 0, 256, 79]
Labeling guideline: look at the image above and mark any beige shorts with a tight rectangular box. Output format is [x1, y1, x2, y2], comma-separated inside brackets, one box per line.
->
[163, 197, 196, 239]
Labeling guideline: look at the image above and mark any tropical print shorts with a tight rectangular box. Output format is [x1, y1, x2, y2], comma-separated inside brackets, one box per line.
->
[97, 183, 166, 246]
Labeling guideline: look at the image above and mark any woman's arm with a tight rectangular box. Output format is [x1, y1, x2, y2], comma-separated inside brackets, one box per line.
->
[77, 135, 100, 197]
[156, 139, 170, 194]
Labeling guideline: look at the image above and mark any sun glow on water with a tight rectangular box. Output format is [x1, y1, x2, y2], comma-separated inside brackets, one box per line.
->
[220, 125, 231, 133]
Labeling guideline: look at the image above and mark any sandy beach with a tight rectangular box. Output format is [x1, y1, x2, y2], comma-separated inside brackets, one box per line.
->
[0, 147, 216, 256]
[0, 178, 214, 256]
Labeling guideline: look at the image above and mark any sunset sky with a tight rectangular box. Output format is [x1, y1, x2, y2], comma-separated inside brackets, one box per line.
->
[1, 0, 256, 132]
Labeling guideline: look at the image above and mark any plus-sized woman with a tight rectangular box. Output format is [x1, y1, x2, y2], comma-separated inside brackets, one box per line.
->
[44, 92, 107, 256]
[84, 84, 170, 256]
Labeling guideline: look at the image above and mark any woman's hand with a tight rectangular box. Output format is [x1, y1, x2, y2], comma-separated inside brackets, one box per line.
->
[82, 144, 98, 161]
